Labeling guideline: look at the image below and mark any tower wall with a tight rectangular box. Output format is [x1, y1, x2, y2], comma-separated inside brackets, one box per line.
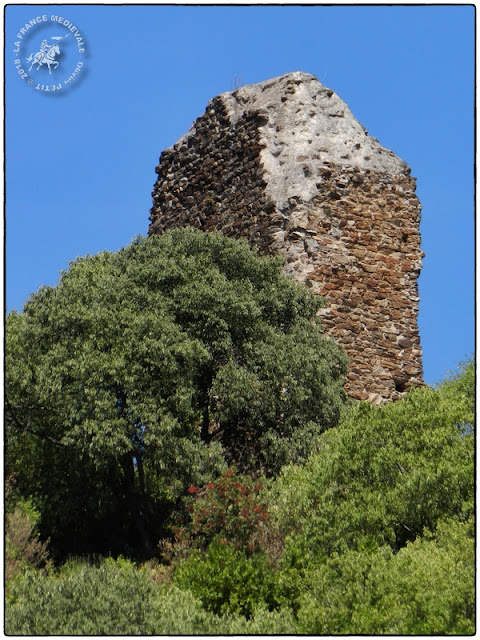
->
[149, 72, 424, 402]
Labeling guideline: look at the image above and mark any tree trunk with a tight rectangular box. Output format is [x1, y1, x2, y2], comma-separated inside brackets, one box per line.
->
[136, 454, 146, 495]
[201, 406, 211, 443]
[121, 454, 152, 554]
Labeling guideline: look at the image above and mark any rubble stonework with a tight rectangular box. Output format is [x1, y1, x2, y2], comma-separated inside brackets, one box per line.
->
[149, 72, 424, 402]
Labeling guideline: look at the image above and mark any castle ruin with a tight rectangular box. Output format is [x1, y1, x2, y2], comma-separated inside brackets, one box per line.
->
[149, 72, 424, 402]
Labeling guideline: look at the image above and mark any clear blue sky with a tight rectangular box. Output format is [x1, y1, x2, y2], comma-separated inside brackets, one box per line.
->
[5, 4, 474, 386]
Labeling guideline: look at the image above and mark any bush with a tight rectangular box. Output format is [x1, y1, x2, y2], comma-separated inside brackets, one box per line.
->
[173, 538, 280, 618]
[295, 518, 475, 635]
[214, 605, 298, 634]
[168, 469, 270, 558]
[6, 499, 50, 585]
[258, 362, 475, 633]
[5, 557, 212, 635]
[268, 361, 474, 563]
[5, 556, 298, 635]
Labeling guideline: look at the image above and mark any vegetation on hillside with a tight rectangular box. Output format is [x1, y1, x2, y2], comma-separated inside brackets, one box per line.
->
[5, 229, 474, 634]
[6, 228, 347, 556]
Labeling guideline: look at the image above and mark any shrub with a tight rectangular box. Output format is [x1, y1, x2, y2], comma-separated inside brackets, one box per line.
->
[173, 538, 280, 618]
[295, 518, 475, 635]
[6, 499, 50, 585]
[215, 605, 298, 634]
[268, 362, 475, 564]
[168, 469, 270, 558]
[260, 362, 475, 633]
[5, 557, 212, 635]
[6, 556, 298, 635]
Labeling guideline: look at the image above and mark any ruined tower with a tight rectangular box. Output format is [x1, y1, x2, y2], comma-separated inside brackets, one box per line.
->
[149, 72, 424, 402]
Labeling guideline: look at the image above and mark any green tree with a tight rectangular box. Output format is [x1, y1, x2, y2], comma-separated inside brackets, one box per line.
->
[6, 228, 347, 556]
[263, 362, 475, 633]
[295, 518, 474, 635]
[269, 361, 474, 563]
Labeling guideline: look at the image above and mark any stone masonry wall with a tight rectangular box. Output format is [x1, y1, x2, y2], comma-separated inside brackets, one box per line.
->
[149, 72, 424, 402]
[149, 96, 275, 249]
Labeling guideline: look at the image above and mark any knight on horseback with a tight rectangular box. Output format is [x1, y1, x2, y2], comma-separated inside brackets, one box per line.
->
[26, 34, 68, 75]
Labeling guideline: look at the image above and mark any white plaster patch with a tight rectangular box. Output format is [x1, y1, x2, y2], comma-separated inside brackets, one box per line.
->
[220, 72, 408, 210]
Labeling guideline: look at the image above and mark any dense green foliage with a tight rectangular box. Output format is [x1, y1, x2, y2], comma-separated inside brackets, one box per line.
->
[265, 362, 475, 634]
[174, 538, 280, 618]
[269, 366, 474, 560]
[6, 228, 347, 556]
[294, 518, 474, 635]
[5, 362, 474, 635]
[5, 557, 296, 635]
[5, 227, 474, 634]
[170, 361, 475, 634]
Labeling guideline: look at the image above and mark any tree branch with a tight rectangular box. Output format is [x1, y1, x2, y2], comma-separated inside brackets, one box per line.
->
[5, 397, 67, 447]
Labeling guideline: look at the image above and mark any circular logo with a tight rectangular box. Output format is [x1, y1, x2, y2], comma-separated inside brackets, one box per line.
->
[13, 14, 86, 94]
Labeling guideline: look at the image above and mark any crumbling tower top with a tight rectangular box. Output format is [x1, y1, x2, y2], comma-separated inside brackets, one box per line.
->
[149, 72, 424, 402]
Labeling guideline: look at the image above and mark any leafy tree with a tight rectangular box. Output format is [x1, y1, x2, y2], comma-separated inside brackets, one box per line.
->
[295, 518, 474, 635]
[6, 228, 347, 556]
[258, 362, 475, 633]
[268, 361, 474, 564]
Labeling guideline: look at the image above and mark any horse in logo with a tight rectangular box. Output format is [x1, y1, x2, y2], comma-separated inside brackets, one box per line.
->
[26, 35, 68, 74]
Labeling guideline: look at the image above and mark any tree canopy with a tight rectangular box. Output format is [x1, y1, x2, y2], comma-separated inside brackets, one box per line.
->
[8, 226, 472, 635]
[264, 361, 475, 633]
[268, 360, 474, 557]
[6, 227, 348, 556]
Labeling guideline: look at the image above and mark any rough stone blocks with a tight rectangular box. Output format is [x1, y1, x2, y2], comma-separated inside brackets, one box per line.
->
[149, 72, 424, 402]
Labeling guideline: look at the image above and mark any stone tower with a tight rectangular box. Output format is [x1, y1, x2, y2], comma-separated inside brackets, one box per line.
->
[149, 72, 424, 402]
